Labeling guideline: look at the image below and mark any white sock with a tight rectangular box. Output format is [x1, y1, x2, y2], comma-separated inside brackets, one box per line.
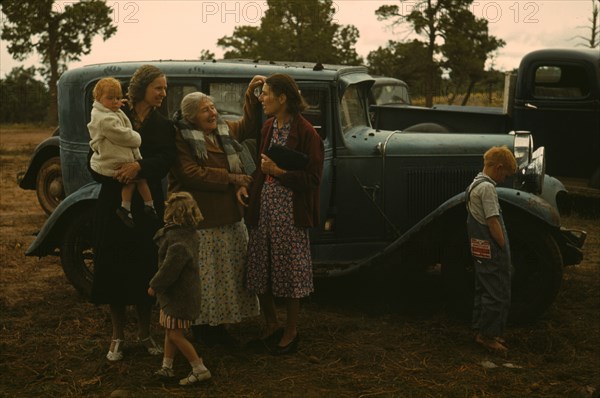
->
[191, 360, 208, 373]
[162, 357, 174, 369]
[144, 200, 154, 208]
[122, 201, 131, 211]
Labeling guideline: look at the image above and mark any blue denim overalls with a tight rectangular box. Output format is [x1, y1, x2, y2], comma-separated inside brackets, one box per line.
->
[466, 176, 512, 339]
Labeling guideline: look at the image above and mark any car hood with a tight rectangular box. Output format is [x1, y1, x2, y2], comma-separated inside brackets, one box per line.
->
[343, 127, 519, 157]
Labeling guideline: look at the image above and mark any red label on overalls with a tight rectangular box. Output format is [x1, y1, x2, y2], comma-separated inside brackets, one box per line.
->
[470, 238, 492, 259]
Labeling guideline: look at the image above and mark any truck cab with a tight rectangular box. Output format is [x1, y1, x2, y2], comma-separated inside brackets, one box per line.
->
[372, 49, 600, 188]
[511, 49, 600, 184]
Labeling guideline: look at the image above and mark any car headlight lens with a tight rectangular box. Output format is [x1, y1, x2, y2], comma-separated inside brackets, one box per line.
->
[512, 131, 533, 171]
[517, 146, 545, 194]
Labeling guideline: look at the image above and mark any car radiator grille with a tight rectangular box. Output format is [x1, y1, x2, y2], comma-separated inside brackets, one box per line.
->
[403, 167, 477, 226]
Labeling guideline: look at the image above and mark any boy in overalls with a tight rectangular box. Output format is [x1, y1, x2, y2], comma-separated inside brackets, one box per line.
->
[466, 146, 517, 353]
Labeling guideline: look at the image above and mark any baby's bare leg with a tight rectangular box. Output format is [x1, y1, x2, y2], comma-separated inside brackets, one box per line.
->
[121, 183, 136, 205]
[136, 179, 153, 203]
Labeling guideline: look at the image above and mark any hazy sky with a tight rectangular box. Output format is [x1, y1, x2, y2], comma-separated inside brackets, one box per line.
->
[0, 0, 595, 77]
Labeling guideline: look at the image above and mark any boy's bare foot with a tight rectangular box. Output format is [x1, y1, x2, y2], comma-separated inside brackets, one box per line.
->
[475, 333, 508, 354]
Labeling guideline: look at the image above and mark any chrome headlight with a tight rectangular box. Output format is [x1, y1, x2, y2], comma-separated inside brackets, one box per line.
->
[516, 147, 545, 194]
[512, 131, 533, 171]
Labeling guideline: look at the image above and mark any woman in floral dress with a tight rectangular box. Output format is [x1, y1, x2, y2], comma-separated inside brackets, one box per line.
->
[239, 74, 324, 355]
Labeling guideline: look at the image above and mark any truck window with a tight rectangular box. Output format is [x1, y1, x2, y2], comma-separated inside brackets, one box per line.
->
[533, 64, 590, 98]
[372, 83, 410, 105]
[340, 84, 369, 134]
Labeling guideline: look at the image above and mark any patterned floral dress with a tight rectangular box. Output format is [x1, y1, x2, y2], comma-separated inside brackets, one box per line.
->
[196, 222, 259, 326]
[246, 119, 314, 298]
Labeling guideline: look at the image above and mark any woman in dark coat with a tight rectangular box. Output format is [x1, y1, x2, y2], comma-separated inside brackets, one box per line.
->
[239, 74, 324, 355]
[90, 65, 176, 361]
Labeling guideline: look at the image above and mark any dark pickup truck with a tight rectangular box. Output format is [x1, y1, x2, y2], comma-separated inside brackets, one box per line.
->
[24, 59, 586, 322]
[372, 49, 600, 188]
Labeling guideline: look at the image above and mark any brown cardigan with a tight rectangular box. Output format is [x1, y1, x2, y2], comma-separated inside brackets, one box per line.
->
[245, 114, 324, 228]
[168, 87, 260, 229]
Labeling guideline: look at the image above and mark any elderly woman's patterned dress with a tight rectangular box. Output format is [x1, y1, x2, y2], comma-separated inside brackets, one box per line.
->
[246, 119, 313, 298]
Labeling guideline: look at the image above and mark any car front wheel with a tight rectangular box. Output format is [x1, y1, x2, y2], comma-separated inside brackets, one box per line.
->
[36, 156, 65, 215]
[506, 214, 564, 322]
[60, 207, 94, 299]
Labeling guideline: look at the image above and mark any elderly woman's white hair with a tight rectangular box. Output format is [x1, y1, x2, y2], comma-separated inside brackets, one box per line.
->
[180, 91, 214, 124]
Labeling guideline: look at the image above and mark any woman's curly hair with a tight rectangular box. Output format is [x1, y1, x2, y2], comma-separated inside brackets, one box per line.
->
[126, 65, 165, 109]
[163, 192, 203, 228]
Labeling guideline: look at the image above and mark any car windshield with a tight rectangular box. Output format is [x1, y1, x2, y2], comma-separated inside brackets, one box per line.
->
[340, 84, 369, 134]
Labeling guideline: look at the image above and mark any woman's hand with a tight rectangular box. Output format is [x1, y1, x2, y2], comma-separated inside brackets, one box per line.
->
[236, 186, 250, 207]
[228, 173, 253, 188]
[114, 161, 141, 184]
[249, 75, 267, 97]
[261, 154, 286, 177]
[147, 287, 155, 297]
[249, 75, 266, 90]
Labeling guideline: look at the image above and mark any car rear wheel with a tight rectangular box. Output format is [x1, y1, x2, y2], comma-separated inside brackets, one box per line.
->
[36, 156, 65, 215]
[60, 207, 94, 299]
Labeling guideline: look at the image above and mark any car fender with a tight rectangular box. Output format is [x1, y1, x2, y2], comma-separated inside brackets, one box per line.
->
[17, 136, 60, 189]
[26, 182, 100, 257]
[320, 186, 562, 278]
[381, 187, 557, 255]
[534, 175, 568, 214]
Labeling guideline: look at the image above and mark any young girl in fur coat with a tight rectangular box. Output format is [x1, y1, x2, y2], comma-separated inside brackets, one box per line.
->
[148, 192, 210, 386]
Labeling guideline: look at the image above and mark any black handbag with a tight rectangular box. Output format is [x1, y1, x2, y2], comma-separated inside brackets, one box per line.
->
[265, 144, 309, 171]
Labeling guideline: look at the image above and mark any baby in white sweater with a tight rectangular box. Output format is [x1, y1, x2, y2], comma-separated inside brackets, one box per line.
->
[88, 77, 155, 227]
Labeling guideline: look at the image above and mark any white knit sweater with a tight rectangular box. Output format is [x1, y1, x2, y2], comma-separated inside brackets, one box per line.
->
[88, 101, 142, 177]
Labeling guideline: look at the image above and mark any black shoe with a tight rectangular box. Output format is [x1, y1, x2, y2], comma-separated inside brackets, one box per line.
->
[271, 334, 299, 356]
[144, 205, 159, 221]
[116, 206, 135, 228]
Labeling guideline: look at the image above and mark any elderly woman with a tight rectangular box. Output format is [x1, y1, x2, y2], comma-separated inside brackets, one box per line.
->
[238, 74, 324, 355]
[168, 75, 265, 345]
[91, 65, 176, 361]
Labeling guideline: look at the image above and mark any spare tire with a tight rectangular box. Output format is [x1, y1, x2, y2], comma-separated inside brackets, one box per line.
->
[403, 123, 450, 133]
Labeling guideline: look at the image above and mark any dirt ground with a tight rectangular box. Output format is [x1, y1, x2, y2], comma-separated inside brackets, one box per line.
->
[1, 126, 599, 398]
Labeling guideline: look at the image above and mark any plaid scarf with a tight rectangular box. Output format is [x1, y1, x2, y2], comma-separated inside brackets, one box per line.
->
[175, 114, 255, 175]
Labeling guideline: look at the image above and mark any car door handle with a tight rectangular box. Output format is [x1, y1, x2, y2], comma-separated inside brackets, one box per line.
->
[525, 103, 538, 109]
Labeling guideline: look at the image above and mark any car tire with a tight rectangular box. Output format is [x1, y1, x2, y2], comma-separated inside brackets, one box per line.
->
[403, 123, 450, 133]
[36, 156, 65, 215]
[441, 211, 563, 323]
[60, 207, 94, 299]
[506, 214, 564, 323]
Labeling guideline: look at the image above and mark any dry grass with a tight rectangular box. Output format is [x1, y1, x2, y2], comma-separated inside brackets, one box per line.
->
[1, 127, 598, 398]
